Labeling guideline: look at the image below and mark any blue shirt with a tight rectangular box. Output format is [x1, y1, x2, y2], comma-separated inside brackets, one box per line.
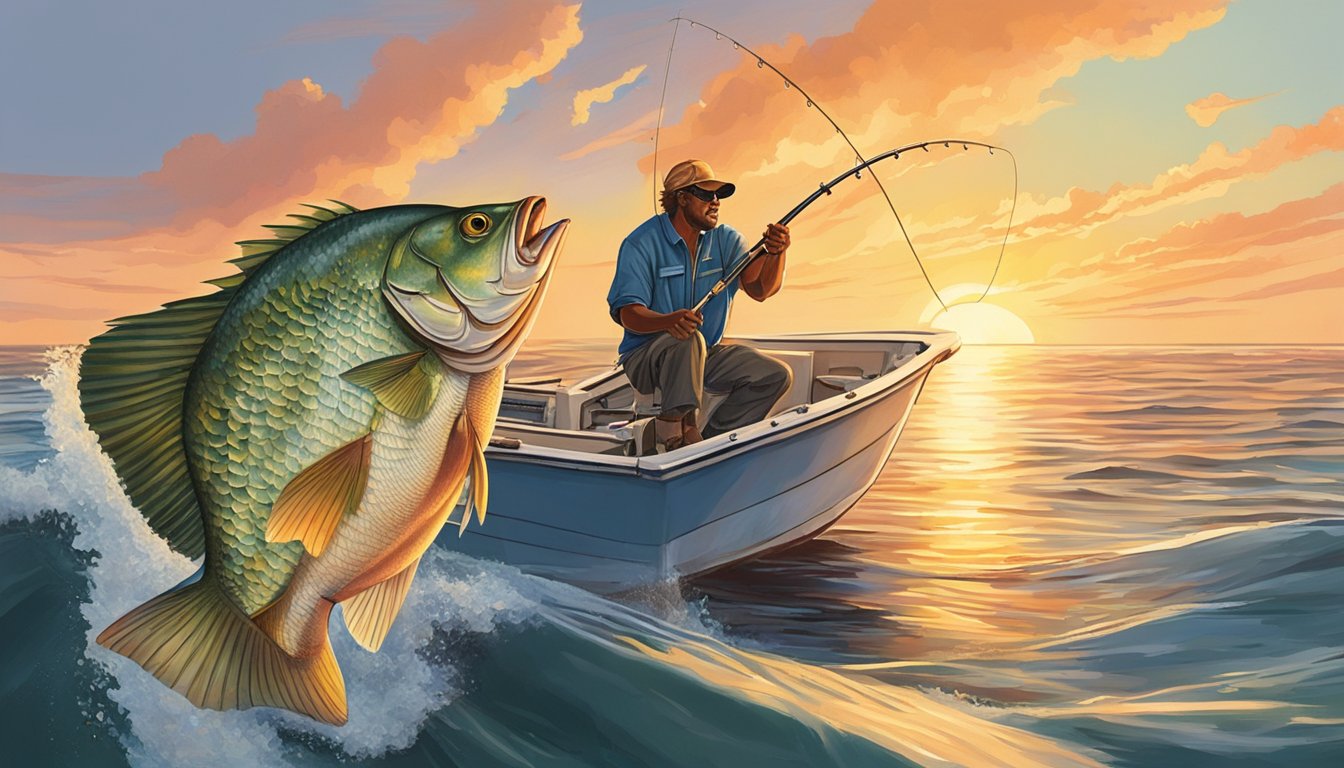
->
[607, 214, 750, 358]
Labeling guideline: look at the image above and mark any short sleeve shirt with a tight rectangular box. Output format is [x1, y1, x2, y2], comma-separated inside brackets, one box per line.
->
[607, 214, 750, 358]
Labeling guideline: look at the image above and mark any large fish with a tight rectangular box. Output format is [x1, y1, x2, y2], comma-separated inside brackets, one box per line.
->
[80, 197, 567, 725]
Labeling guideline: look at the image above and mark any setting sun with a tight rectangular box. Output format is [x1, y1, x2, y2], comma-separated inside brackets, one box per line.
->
[927, 304, 1035, 344]
[919, 286, 1035, 345]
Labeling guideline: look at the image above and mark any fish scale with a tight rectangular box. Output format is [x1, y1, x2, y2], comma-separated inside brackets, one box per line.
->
[275, 367, 472, 656]
[186, 210, 431, 614]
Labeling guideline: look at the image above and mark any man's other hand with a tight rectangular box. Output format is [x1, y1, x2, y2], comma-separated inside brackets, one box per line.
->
[762, 222, 790, 256]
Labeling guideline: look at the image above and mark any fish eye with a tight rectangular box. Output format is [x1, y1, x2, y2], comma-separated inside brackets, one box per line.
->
[460, 213, 492, 238]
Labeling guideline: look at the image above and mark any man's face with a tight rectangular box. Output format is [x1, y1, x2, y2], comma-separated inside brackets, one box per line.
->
[678, 185, 722, 231]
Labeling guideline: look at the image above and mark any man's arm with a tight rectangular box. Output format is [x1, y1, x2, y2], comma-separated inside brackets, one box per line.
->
[741, 222, 790, 301]
[619, 305, 702, 340]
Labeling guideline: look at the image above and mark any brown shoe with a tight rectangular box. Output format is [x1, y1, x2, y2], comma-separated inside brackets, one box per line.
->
[681, 423, 703, 446]
[655, 415, 685, 453]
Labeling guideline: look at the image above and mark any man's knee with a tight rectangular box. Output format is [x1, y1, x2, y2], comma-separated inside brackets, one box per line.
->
[761, 355, 792, 395]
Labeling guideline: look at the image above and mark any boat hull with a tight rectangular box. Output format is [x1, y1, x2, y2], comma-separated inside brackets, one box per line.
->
[434, 333, 952, 593]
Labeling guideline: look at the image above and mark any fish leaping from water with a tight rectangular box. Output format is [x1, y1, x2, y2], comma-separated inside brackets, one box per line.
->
[81, 197, 567, 725]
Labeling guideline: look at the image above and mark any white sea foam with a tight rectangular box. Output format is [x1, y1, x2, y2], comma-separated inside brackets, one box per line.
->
[19, 346, 545, 766]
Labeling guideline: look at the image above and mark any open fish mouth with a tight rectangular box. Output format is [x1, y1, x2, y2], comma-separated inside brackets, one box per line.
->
[492, 195, 564, 298]
[387, 196, 568, 373]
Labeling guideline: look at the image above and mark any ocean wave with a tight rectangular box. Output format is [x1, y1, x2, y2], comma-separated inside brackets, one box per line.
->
[1064, 465, 1185, 482]
[2, 346, 1117, 767]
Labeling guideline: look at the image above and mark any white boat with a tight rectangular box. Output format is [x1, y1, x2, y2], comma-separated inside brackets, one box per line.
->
[433, 330, 960, 593]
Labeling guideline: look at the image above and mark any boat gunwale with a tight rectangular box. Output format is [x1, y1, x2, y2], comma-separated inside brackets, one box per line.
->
[486, 331, 959, 479]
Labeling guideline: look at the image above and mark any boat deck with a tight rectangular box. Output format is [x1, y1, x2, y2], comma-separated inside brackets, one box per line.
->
[490, 333, 938, 461]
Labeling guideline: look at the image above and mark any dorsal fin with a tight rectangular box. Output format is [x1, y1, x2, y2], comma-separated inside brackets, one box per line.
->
[78, 202, 360, 558]
[230, 201, 360, 276]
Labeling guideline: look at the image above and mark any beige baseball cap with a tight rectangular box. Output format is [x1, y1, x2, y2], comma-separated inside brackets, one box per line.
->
[663, 159, 736, 198]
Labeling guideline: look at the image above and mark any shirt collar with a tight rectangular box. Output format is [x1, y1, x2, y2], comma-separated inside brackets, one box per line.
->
[657, 212, 712, 247]
[656, 212, 682, 245]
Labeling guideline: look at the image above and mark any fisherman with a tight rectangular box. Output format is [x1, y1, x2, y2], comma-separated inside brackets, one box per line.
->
[607, 159, 793, 451]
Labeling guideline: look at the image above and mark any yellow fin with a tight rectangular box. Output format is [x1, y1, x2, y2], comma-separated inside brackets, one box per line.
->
[341, 351, 442, 420]
[451, 420, 490, 536]
[97, 578, 348, 725]
[340, 558, 421, 652]
[468, 422, 489, 526]
[266, 434, 372, 556]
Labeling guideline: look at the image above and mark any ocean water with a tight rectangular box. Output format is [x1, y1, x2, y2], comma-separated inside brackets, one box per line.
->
[0, 342, 1341, 767]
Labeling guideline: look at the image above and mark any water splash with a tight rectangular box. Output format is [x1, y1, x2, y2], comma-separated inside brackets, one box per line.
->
[19, 347, 543, 765]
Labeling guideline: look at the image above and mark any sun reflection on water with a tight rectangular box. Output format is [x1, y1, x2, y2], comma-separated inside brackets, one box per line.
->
[686, 345, 1344, 756]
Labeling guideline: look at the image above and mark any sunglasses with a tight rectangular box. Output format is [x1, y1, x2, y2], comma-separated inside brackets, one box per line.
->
[682, 185, 726, 202]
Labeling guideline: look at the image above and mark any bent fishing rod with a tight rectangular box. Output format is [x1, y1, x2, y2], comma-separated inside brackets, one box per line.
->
[692, 139, 1013, 313]
[663, 16, 1018, 315]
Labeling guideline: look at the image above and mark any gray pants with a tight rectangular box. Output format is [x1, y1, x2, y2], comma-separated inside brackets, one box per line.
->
[621, 332, 792, 438]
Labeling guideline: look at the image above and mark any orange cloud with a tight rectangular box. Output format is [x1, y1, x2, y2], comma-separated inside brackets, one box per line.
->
[1012, 106, 1344, 241]
[572, 65, 647, 126]
[649, 0, 1229, 182]
[1035, 182, 1344, 317]
[147, 2, 583, 225]
[0, 2, 582, 243]
[0, 1, 584, 344]
[1185, 91, 1275, 127]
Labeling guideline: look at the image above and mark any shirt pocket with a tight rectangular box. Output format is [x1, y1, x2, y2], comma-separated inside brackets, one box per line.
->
[655, 264, 685, 309]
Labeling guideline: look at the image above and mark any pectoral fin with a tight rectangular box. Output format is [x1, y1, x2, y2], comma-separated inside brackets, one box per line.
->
[341, 351, 442, 420]
[341, 558, 420, 652]
[266, 434, 372, 557]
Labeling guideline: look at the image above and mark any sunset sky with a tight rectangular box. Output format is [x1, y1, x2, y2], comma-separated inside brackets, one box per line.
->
[2, 0, 1340, 346]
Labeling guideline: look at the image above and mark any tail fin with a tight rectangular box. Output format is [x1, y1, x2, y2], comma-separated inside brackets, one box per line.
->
[97, 578, 348, 725]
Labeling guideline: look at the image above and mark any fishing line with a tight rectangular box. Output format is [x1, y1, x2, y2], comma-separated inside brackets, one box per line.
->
[655, 16, 1019, 311]
[651, 14, 681, 216]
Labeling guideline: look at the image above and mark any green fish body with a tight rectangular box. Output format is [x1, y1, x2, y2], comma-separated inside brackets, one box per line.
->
[81, 198, 567, 725]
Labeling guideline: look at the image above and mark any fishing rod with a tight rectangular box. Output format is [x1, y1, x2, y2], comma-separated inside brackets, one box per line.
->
[692, 139, 1014, 312]
[660, 17, 1018, 314]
